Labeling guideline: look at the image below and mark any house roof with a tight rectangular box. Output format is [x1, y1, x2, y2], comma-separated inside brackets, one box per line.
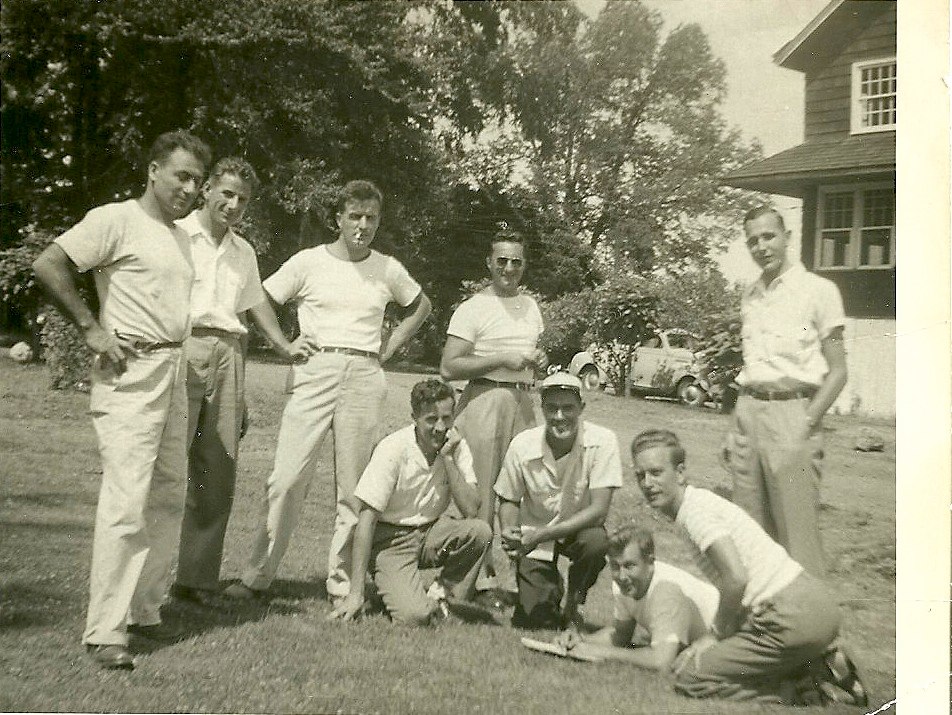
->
[775, 0, 895, 72]
[720, 132, 895, 197]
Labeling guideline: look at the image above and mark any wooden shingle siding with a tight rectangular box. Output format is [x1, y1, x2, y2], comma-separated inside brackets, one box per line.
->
[803, 8, 896, 142]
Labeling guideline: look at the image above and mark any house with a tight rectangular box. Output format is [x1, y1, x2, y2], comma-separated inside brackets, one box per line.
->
[721, 0, 896, 418]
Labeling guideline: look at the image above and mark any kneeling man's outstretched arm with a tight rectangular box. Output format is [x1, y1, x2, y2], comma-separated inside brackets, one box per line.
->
[328, 503, 379, 622]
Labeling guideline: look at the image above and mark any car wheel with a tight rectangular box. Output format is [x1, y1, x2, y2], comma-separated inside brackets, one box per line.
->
[578, 365, 602, 391]
[676, 377, 706, 407]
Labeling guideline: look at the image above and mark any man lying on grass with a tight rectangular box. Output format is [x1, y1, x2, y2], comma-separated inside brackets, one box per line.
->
[630, 428, 867, 706]
[328, 379, 491, 626]
[554, 524, 719, 671]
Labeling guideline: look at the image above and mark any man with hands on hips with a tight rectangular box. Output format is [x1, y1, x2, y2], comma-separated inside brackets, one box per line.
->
[329, 379, 491, 626]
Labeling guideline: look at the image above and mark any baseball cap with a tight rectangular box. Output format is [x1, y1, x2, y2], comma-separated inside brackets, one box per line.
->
[540, 371, 583, 396]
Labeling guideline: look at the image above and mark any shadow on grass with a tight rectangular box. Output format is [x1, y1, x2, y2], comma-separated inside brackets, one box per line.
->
[0, 581, 72, 629]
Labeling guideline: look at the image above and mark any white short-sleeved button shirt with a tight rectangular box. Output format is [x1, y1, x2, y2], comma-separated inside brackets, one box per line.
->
[55, 199, 193, 343]
[353, 425, 478, 527]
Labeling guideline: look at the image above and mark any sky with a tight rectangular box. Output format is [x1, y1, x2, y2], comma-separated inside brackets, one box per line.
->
[576, 0, 832, 283]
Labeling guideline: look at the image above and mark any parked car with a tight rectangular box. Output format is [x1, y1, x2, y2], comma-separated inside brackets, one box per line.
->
[569, 329, 709, 406]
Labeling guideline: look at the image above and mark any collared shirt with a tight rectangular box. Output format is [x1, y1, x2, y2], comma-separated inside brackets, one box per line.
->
[611, 561, 720, 648]
[447, 289, 544, 383]
[263, 245, 421, 354]
[55, 199, 193, 343]
[353, 425, 478, 527]
[177, 211, 265, 336]
[494, 421, 623, 560]
[736, 262, 846, 390]
[675, 486, 802, 609]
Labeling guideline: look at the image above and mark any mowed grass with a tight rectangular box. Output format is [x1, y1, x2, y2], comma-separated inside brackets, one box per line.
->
[1, 360, 896, 713]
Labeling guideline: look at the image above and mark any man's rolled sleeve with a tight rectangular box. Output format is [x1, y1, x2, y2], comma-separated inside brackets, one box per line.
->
[815, 278, 846, 339]
[236, 245, 267, 313]
[446, 300, 477, 343]
[54, 206, 118, 272]
[589, 434, 624, 490]
[647, 582, 694, 648]
[262, 254, 304, 306]
[352, 439, 401, 513]
[386, 258, 422, 308]
[455, 438, 479, 486]
[493, 446, 525, 504]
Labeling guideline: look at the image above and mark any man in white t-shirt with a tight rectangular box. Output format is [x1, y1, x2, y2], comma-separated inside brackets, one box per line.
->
[328, 380, 491, 625]
[495, 373, 622, 629]
[555, 525, 719, 671]
[32, 130, 211, 669]
[225, 180, 431, 604]
[631, 428, 866, 706]
[441, 229, 547, 595]
[171, 158, 307, 606]
[722, 206, 848, 577]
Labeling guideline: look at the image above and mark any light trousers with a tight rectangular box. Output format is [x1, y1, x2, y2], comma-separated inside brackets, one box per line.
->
[370, 518, 492, 625]
[241, 353, 385, 598]
[83, 349, 188, 646]
[176, 333, 243, 590]
[725, 395, 826, 576]
[674, 572, 840, 703]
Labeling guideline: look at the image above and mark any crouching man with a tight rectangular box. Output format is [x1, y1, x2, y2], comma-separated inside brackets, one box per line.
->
[329, 379, 491, 625]
[631, 428, 867, 706]
[555, 525, 719, 672]
[495, 372, 622, 629]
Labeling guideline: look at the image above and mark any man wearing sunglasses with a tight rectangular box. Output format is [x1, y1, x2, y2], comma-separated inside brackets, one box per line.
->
[440, 228, 547, 599]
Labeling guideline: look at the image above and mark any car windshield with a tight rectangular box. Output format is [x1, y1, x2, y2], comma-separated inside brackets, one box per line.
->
[667, 333, 699, 350]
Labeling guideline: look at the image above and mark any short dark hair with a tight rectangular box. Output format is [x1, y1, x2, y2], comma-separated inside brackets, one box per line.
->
[607, 524, 655, 562]
[743, 205, 786, 231]
[337, 180, 384, 213]
[148, 130, 211, 169]
[410, 379, 456, 416]
[630, 429, 686, 468]
[208, 157, 260, 193]
[489, 227, 525, 255]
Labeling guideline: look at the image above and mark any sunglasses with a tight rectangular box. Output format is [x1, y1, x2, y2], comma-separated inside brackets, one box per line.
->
[494, 257, 524, 268]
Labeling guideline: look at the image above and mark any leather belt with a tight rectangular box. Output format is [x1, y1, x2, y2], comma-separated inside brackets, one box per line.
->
[191, 326, 241, 340]
[115, 332, 183, 352]
[471, 377, 534, 391]
[312, 346, 379, 360]
[740, 386, 817, 401]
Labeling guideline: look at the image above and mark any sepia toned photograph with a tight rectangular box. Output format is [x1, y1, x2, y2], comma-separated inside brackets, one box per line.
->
[1, 1, 945, 712]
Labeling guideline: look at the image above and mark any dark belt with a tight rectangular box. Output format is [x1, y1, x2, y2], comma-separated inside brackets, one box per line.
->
[312, 345, 379, 360]
[740, 386, 817, 401]
[470, 377, 534, 391]
[191, 326, 241, 341]
[115, 332, 183, 352]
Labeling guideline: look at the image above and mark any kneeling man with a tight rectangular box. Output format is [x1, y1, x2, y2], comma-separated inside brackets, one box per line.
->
[496, 372, 622, 629]
[556, 524, 719, 671]
[329, 379, 491, 626]
[631, 428, 866, 706]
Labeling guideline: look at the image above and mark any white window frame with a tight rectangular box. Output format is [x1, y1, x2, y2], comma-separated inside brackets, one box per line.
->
[850, 56, 897, 135]
[814, 182, 895, 271]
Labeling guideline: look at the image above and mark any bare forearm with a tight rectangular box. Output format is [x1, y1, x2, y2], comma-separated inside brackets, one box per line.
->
[248, 300, 294, 353]
[534, 504, 608, 544]
[349, 508, 378, 599]
[440, 353, 510, 381]
[33, 246, 98, 331]
[498, 499, 520, 533]
[380, 294, 431, 363]
[581, 642, 672, 671]
[445, 459, 479, 517]
[807, 365, 847, 425]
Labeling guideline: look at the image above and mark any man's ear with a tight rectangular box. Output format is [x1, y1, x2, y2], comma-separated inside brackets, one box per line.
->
[676, 461, 687, 484]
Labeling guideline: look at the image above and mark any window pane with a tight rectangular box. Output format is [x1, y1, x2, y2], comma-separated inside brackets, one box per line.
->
[820, 230, 850, 267]
[823, 193, 854, 228]
[860, 228, 891, 266]
[863, 188, 895, 226]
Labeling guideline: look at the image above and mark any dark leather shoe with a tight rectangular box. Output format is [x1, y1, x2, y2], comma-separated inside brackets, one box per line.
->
[127, 622, 185, 645]
[86, 644, 134, 670]
[170, 583, 219, 607]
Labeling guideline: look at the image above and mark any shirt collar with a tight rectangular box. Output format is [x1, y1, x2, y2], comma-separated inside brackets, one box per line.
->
[524, 422, 594, 462]
[178, 210, 237, 249]
[747, 261, 806, 297]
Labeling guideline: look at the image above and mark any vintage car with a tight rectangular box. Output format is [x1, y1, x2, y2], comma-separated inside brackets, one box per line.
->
[568, 329, 708, 406]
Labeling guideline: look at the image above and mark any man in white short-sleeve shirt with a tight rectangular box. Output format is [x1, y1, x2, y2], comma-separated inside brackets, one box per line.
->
[441, 228, 547, 597]
[329, 380, 491, 625]
[556, 525, 719, 672]
[171, 158, 307, 606]
[225, 180, 431, 604]
[631, 429, 866, 706]
[722, 206, 848, 577]
[32, 130, 211, 670]
[495, 373, 622, 630]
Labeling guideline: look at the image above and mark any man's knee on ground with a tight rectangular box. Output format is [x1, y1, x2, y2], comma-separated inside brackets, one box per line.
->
[389, 602, 436, 627]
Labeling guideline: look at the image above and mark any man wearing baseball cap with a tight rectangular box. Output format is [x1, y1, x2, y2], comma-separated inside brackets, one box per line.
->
[495, 372, 623, 629]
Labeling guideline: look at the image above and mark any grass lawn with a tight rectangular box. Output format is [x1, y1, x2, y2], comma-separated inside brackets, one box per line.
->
[1, 359, 896, 713]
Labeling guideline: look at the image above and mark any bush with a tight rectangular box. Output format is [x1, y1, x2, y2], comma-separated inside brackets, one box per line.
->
[38, 309, 93, 390]
[0, 228, 52, 349]
[538, 290, 596, 369]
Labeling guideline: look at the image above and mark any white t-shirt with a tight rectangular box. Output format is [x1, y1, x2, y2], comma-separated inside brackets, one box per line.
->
[55, 199, 193, 343]
[675, 485, 802, 608]
[447, 289, 543, 382]
[611, 561, 719, 648]
[495, 421, 623, 559]
[263, 245, 421, 353]
[178, 211, 265, 335]
[353, 425, 478, 527]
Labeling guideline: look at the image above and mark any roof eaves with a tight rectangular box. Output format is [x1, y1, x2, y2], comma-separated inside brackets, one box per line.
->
[773, 0, 846, 69]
